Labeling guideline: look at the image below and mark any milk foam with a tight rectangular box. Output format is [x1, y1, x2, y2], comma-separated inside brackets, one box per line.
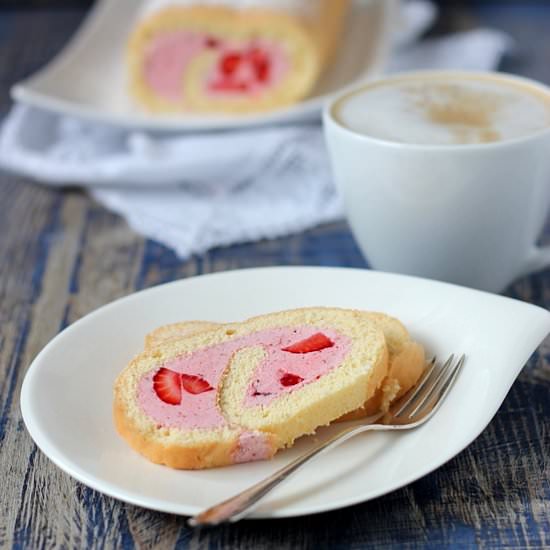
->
[336, 76, 550, 145]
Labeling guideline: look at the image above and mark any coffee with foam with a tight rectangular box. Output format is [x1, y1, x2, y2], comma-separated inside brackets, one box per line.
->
[334, 73, 550, 145]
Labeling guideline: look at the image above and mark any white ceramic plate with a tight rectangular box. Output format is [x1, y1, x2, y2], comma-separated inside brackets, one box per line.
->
[20, 267, 550, 518]
[11, 0, 395, 132]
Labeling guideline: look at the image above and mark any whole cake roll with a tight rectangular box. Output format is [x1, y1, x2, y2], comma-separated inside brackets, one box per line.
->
[128, 0, 350, 114]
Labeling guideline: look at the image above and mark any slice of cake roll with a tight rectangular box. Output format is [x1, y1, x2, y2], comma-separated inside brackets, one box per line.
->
[114, 307, 388, 469]
[128, 0, 350, 113]
[144, 312, 426, 421]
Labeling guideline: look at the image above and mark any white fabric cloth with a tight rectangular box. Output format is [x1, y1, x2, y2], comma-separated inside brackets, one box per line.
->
[0, 2, 513, 258]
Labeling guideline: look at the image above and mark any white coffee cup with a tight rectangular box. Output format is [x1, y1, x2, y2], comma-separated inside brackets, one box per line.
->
[324, 70, 550, 293]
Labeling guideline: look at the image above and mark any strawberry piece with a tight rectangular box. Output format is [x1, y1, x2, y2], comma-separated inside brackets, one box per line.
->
[248, 47, 270, 82]
[282, 332, 334, 354]
[205, 36, 219, 48]
[255, 61, 270, 82]
[181, 374, 214, 394]
[220, 52, 242, 75]
[153, 368, 182, 405]
[280, 373, 304, 387]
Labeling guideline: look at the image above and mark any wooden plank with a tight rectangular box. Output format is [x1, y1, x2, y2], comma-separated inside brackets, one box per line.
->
[61, 199, 145, 325]
[6, 197, 146, 549]
[0, 179, 68, 548]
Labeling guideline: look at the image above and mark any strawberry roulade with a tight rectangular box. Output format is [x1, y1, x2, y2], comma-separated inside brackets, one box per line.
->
[127, 0, 350, 114]
[113, 308, 388, 469]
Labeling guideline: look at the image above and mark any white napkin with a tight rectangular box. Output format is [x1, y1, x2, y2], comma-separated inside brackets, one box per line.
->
[0, 3, 513, 259]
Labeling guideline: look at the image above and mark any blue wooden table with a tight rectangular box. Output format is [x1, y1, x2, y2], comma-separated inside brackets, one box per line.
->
[0, 3, 549, 548]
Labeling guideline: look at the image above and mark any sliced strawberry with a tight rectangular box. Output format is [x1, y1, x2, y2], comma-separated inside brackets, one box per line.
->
[248, 47, 270, 82]
[153, 368, 181, 405]
[282, 332, 334, 354]
[255, 61, 270, 82]
[181, 373, 214, 394]
[220, 52, 242, 75]
[280, 372, 304, 387]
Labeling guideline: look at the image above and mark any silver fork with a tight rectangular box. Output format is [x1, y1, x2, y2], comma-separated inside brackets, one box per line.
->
[188, 353, 465, 527]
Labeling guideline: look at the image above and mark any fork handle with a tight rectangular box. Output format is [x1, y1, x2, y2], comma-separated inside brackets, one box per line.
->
[188, 421, 385, 527]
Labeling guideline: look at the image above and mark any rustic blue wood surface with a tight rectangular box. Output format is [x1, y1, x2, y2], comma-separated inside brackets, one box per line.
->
[0, 4, 549, 549]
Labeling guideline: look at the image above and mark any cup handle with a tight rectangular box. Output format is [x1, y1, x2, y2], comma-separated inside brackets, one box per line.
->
[519, 245, 550, 278]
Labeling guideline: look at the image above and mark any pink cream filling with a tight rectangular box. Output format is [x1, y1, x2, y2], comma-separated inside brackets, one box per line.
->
[144, 31, 206, 101]
[143, 31, 289, 102]
[137, 326, 351, 431]
[232, 431, 273, 463]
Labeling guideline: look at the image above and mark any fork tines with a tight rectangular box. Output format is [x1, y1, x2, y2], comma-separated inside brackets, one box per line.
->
[392, 354, 465, 421]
